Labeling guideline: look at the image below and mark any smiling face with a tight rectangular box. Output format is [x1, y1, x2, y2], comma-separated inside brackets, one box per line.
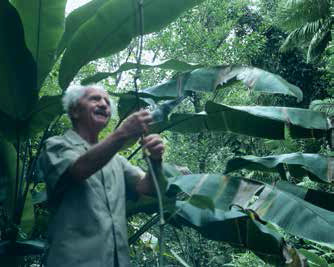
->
[71, 87, 111, 133]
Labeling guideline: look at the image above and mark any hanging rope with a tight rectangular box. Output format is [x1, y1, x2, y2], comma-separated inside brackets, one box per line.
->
[133, 1, 165, 266]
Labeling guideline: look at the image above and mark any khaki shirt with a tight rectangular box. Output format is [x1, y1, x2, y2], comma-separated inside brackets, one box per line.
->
[37, 129, 143, 267]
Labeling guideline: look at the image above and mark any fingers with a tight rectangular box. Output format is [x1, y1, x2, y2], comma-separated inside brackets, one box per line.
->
[141, 134, 164, 160]
[119, 110, 153, 138]
[134, 110, 153, 124]
[142, 136, 162, 149]
[135, 110, 153, 133]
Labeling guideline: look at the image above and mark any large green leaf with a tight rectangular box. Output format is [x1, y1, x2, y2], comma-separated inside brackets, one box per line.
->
[12, 0, 67, 88]
[0, 1, 37, 119]
[81, 59, 204, 85]
[127, 194, 305, 265]
[168, 174, 334, 245]
[150, 101, 330, 139]
[276, 181, 334, 212]
[0, 240, 46, 256]
[57, 0, 108, 57]
[0, 96, 63, 142]
[126, 164, 305, 264]
[174, 201, 305, 265]
[0, 140, 17, 218]
[176, 202, 283, 259]
[20, 185, 34, 236]
[225, 153, 334, 184]
[27, 95, 63, 137]
[0, 111, 20, 142]
[144, 65, 303, 101]
[117, 65, 303, 124]
[298, 248, 328, 267]
[252, 186, 334, 245]
[59, 0, 205, 89]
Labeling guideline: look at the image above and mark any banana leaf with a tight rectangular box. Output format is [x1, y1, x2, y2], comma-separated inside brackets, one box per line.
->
[225, 153, 334, 184]
[174, 201, 304, 265]
[144, 65, 303, 101]
[12, 0, 67, 88]
[150, 101, 330, 139]
[0, 140, 17, 219]
[81, 59, 204, 85]
[20, 185, 34, 236]
[57, 0, 108, 57]
[0, 1, 37, 120]
[27, 95, 63, 137]
[126, 165, 306, 265]
[116, 64, 303, 120]
[0, 3, 63, 142]
[0, 96, 63, 142]
[127, 194, 305, 265]
[275, 181, 334, 212]
[59, 0, 205, 89]
[0, 240, 46, 256]
[168, 174, 334, 245]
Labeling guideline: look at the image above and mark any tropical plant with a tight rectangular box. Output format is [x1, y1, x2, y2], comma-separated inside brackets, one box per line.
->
[1, 0, 334, 266]
[277, 0, 333, 63]
[112, 54, 334, 265]
[0, 0, 208, 265]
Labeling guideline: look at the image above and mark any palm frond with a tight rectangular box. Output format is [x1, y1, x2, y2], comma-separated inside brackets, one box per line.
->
[307, 31, 332, 62]
[280, 20, 324, 51]
[278, 0, 330, 31]
[309, 98, 334, 115]
[325, 41, 334, 73]
[307, 19, 332, 62]
[325, 1, 334, 72]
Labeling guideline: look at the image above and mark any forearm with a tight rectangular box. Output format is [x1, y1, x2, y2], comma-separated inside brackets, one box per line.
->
[69, 129, 129, 181]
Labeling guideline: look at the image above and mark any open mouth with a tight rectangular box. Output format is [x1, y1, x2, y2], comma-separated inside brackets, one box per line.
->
[94, 109, 109, 119]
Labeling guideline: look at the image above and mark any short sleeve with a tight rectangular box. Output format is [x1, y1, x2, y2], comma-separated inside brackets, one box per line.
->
[36, 137, 81, 199]
[116, 155, 145, 196]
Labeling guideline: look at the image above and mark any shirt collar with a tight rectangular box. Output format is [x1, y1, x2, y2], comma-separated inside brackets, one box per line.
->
[64, 129, 91, 149]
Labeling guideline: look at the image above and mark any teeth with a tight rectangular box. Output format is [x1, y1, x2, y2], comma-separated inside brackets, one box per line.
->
[95, 110, 107, 116]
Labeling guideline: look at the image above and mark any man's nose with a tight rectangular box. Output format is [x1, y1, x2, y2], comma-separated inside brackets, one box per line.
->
[98, 99, 108, 109]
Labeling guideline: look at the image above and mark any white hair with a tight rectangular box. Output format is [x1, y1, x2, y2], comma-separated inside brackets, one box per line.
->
[62, 84, 110, 114]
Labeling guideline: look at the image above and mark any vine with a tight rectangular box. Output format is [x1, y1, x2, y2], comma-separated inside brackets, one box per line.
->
[133, 1, 165, 266]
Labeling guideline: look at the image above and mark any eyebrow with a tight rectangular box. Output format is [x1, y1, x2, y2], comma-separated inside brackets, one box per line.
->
[89, 94, 110, 104]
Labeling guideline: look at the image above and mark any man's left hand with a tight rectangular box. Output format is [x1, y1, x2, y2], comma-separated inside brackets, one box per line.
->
[141, 134, 164, 160]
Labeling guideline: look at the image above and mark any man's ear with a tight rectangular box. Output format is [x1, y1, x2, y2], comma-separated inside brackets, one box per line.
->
[70, 105, 80, 119]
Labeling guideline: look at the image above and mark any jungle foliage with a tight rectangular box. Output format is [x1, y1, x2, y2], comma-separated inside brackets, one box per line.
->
[1, 0, 334, 266]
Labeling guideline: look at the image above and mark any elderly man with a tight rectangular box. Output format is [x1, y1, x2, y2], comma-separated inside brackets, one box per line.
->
[37, 84, 164, 267]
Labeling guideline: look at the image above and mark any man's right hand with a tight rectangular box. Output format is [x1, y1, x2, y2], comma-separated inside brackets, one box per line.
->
[116, 110, 153, 140]
[69, 111, 153, 182]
